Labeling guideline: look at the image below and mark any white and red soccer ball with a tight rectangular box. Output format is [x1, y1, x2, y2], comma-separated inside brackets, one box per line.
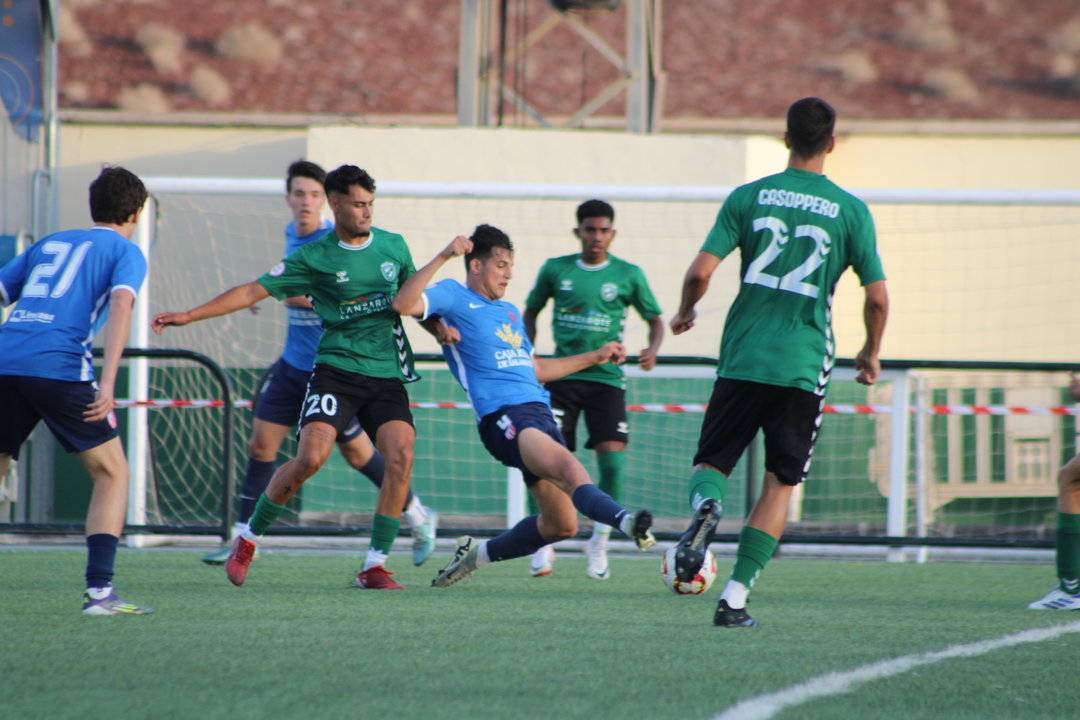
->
[660, 546, 717, 595]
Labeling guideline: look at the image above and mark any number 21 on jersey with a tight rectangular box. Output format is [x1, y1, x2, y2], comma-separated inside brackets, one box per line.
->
[742, 217, 831, 299]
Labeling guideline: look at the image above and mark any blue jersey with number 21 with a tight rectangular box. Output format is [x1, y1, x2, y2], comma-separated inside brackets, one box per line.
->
[0, 227, 147, 382]
[422, 278, 549, 420]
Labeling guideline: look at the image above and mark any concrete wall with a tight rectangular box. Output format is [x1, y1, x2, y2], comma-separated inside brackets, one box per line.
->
[55, 122, 1080, 368]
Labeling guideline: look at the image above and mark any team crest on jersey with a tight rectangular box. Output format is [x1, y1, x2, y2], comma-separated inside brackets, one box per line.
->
[600, 283, 618, 302]
[335, 270, 349, 283]
[495, 323, 523, 349]
[269, 262, 285, 277]
[560, 279, 573, 292]
[380, 262, 397, 282]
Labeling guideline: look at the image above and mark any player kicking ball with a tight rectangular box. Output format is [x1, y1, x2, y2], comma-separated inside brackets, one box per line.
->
[391, 225, 656, 588]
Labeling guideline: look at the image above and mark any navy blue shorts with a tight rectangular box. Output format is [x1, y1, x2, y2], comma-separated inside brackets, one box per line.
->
[255, 358, 363, 442]
[477, 402, 566, 486]
[300, 364, 413, 440]
[694, 377, 824, 486]
[546, 379, 628, 451]
[0, 375, 120, 459]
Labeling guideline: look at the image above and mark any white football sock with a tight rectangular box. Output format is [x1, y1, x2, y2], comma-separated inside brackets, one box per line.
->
[720, 579, 749, 609]
[402, 498, 427, 528]
[363, 548, 389, 571]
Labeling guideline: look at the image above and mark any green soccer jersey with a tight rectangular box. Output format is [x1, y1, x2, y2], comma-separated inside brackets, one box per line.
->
[703, 168, 885, 394]
[257, 227, 419, 381]
[525, 253, 662, 388]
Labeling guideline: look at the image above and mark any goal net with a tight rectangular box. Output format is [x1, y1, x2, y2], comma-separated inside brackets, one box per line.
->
[102, 181, 1080, 545]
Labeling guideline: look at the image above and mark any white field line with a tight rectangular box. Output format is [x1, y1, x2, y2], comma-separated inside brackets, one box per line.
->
[712, 620, 1080, 720]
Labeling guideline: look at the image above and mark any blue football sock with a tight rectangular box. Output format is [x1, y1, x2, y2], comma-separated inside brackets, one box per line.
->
[85, 533, 119, 588]
[486, 515, 547, 562]
[571, 484, 626, 529]
[239, 459, 276, 523]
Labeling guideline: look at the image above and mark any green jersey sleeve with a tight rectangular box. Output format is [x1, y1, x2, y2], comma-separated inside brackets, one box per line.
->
[628, 264, 662, 320]
[257, 246, 314, 300]
[524, 260, 555, 312]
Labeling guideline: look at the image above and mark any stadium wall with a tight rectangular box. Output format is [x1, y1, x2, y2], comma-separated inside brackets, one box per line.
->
[55, 122, 1080, 364]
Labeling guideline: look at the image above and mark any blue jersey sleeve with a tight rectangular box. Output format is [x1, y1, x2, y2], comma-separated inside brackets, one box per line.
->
[421, 278, 462, 321]
[110, 242, 148, 297]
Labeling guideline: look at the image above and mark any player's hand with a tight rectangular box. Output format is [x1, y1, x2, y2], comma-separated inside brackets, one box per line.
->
[854, 347, 880, 386]
[435, 323, 461, 345]
[1069, 372, 1080, 403]
[594, 342, 627, 366]
[442, 235, 473, 259]
[670, 310, 696, 335]
[638, 347, 658, 371]
[84, 385, 116, 423]
[151, 311, 190, 335]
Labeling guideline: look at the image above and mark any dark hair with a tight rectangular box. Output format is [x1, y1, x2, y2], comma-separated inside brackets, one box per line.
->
[89, 166, 148, 224]
[286, 159, 326, 193]
[786, 97, 836, 158]
[324, 165, 376, 196]
[576, 199, 614, 225]
[465, 224, 513, 270]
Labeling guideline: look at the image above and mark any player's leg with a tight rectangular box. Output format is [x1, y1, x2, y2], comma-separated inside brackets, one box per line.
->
[517, 427, 654, 549]
[337, 424, 437, 566]
[1029, 452, 1080, 609]
[200, 417, 290, 565]
[581, 383, 630, 579]
[672, 378, 759, 584]
[353, 418, 415, 589]
[714, 385, 821, 628]
[224, 420, 337, 586]
[526, 381, 582, 577]
[75, 437, 154, 615]
[204, 359, 299, 564]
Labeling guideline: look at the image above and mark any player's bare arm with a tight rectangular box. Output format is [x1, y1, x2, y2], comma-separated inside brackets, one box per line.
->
[854, 280, 888, 386]
[151, 280, 270, 334]
[419, 315, 460, 345]
[523, 307, 540, 344]
[84, 288, 136, 423]
[671, 251, 722, 336]
[638, 314, 666, 371]
[392, 235, 473, 318]
[535, 341, 627, 383]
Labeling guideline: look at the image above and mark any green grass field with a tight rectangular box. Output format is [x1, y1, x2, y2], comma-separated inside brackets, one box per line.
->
[2, 546, 1077, 720]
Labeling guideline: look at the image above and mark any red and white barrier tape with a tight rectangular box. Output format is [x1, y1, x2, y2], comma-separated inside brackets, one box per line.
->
[110, 399, 1080, 416]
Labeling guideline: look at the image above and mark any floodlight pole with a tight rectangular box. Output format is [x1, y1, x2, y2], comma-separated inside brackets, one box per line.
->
[457, 0, 662, 131]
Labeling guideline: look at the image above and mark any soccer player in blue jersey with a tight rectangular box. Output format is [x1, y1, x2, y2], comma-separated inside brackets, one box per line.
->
[392, 225, 657, 588]
[0, 166, 154, 615]
[200, 160, 438, 568]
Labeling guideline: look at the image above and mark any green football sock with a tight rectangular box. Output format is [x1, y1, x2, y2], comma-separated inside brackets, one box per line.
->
[688, 467, 727, 510]
[248, 494, 287, 536]
[596, 451, 625, 502]
[370, 513, 401, 555]
[730, 526, 778, 588]
[1056, 511, 1080, 593]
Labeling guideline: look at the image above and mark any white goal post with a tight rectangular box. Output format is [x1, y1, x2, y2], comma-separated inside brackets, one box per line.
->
[117, 177, 1080, 553]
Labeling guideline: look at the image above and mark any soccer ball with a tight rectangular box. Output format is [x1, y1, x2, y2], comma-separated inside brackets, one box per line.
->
[660, 546, 717, 595]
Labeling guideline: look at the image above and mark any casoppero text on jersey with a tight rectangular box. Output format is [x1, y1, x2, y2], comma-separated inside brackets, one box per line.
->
[757, 189, 840, 218]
